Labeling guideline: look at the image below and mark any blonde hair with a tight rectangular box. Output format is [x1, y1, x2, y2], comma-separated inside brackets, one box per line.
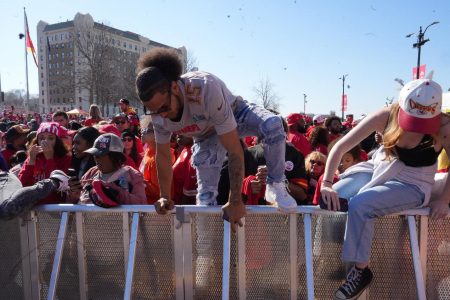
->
[382, 103, 403, 159]
[89, 104, 102, 119]
[305, 151, 327, 176]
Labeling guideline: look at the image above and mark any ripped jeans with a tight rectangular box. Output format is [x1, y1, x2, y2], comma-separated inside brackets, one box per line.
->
[191, 99, 286, 205]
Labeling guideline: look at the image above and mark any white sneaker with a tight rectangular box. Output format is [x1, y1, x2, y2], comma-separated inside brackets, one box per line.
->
[265, 181, 297, 213]
[49, 170, 70, 193]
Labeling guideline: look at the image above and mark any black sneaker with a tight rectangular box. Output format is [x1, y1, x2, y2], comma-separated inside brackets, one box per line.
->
[334, 266, 373, 300]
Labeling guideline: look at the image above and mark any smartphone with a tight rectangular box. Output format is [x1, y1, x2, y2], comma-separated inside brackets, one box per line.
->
[320, 196, 348, 212]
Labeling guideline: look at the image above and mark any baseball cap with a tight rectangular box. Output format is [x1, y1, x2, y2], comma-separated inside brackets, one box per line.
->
[398, 78, 442, 134]
[98, 124, 121, 137]
[84, 133, 125, 157]
[313, 114, 326, 124]
[286, 113, 303, 126]
[5, 125, 31, 142]
[86, 180, 120, 208]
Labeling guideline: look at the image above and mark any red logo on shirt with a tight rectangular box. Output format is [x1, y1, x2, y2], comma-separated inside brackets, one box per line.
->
[174, 124, 201, 134]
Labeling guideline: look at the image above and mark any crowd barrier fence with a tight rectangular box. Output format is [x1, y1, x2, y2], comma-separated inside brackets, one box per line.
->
[1, 204, 449, 300]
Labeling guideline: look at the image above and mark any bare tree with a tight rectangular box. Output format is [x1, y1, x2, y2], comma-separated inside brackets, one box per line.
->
[75, 23, 118, 115]
[253, 77, 280, 112]
[186, 49, 198, 72]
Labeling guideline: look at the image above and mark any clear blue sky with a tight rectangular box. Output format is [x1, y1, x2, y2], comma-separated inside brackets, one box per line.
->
[1, 0, 449, 118]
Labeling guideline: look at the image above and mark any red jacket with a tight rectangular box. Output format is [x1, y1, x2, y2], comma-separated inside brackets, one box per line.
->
[19, 153, 71, 204]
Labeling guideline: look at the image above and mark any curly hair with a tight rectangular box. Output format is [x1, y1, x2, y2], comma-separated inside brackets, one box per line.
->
[325, 116, 341, 128]
[135, 48, 183, 102]
[308, 126, 329, 149]
[136, 47, 183, 79]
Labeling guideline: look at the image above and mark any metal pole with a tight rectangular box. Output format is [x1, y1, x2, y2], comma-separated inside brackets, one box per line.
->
[23, 8, 30, 113]
[303, 93, 307, 115]
[416, 27, 422, 79]
[341, 75, 345, 120]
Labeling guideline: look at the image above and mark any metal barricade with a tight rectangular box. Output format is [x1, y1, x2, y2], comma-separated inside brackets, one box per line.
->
[1, 204, 449, 300]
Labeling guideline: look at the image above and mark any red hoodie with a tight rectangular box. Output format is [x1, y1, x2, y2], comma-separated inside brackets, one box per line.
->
[18, 153, 71, 204]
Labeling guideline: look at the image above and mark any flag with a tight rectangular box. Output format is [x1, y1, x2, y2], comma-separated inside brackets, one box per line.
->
[412, 64, 426, 80]
[24, 10, 38, 67]
[341, 94, 348, 112]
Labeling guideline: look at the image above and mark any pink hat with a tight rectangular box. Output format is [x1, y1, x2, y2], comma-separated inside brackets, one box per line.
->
[36, 122, 60, 137]
[398, 79, 442, 134]
[286, 113, 303, 126]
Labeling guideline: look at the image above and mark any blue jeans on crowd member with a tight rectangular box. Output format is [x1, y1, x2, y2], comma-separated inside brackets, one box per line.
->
[192, 99, 286, 205]
[333, 171, 424, 264]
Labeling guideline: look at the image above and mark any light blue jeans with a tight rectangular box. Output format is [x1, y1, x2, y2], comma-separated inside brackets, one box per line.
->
[192, 99, 286, 205]
[333, 172, 424, 264]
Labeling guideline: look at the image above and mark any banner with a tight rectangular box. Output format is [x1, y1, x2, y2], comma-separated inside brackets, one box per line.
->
[341, 94, 348, 112]
[412, 64, 426, 80]
[24, 10, 38, 67]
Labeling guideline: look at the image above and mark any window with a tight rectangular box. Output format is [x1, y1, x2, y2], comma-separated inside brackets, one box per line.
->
[42, 90, 44, 95]
[42, 99, 45, 104]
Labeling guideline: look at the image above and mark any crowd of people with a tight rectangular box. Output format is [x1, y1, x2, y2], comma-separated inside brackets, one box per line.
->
[1, 46, 449, 300]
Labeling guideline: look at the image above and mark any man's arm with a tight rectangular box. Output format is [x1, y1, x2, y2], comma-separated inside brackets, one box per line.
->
[218, 129, 246, 232]
[154, 142, 175, 214]
[218, 129, 244, 203]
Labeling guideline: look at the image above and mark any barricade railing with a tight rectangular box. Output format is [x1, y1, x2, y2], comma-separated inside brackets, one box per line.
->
[1, 204, 449, 300]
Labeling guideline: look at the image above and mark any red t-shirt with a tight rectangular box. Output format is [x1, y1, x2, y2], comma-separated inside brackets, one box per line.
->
[287, 131, 312, 158]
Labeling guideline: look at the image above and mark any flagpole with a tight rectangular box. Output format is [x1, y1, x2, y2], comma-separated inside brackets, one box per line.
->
[23, 7, 29, 113]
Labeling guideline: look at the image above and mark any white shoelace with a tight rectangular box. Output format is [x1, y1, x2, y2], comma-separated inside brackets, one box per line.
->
[342, 268, 362, 295]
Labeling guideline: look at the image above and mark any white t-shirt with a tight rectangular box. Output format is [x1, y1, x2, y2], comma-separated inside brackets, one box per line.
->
[152, 71, 238, 143]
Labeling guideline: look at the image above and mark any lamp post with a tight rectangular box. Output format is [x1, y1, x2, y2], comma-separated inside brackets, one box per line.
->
[339, 74, 349, 120]
[303, 93, 307, 115]
[406, 21, 439, 79]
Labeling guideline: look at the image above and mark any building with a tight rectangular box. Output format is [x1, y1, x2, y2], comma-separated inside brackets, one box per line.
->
[36, 13, 186, 115]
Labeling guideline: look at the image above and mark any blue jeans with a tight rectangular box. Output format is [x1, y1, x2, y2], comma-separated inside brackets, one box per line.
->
[192, 99, 286, 205]
[334, 172, 424, 264]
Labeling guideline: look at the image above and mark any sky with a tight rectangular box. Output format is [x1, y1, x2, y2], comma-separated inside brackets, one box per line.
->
[1, 0, 449, 119]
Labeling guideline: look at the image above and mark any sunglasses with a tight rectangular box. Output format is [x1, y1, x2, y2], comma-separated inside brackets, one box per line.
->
[122, 137, 134, 142]
[143, 90, 172, 116]
[114, 120, 126, 125]
[310, 159, 324, 167]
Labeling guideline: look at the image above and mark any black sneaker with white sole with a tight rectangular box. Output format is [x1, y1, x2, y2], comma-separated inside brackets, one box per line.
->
[334, 266, 373, 300]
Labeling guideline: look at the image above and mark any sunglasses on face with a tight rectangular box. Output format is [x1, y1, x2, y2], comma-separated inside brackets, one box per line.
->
[143, 90, 172, 116]
[115, 120, 126, 125]
[122, 137, 133, 142]
[310, 159, 324, 167]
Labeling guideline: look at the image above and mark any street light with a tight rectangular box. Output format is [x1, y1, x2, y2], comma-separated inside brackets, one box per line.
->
[303, 93, 307, 115]
[338, 74, 349, 120]
[406, 21, 439, 79]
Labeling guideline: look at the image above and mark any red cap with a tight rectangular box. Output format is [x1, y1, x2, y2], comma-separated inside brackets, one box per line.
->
[286, 113, 303, 126]
[98, 124, 121, 137]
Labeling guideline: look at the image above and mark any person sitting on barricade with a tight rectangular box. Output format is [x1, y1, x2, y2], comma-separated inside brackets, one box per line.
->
[320, 78, 450, 300]
[69, 133, 146, 207]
